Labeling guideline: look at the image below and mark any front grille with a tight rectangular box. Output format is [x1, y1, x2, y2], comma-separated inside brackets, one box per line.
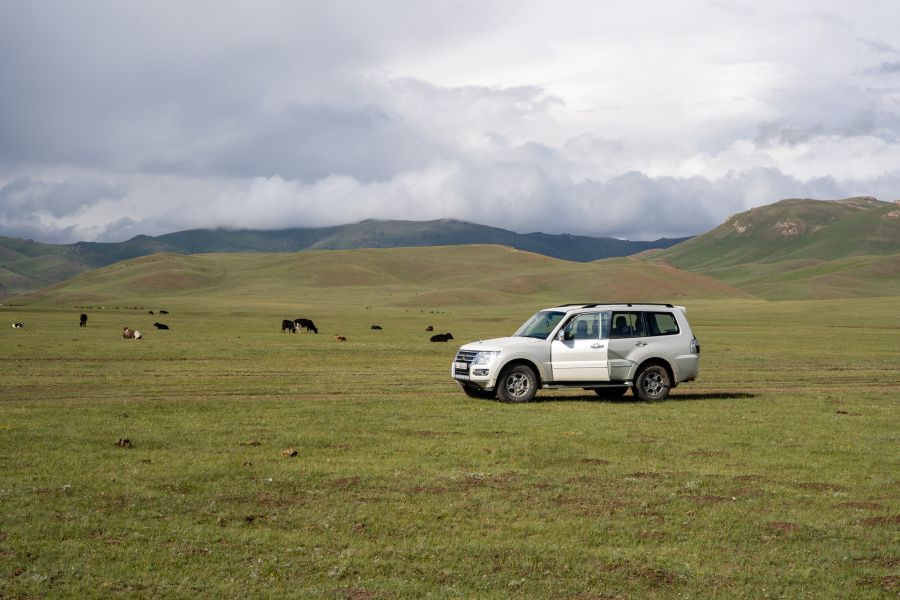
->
[455, 350, 478, 364]
[454, 350, 477, 375]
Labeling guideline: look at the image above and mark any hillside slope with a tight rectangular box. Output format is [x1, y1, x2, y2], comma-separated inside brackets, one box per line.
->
[648, 197, 900, 299]
[0, 219, 686, 297]
[17, 245, 753, 310]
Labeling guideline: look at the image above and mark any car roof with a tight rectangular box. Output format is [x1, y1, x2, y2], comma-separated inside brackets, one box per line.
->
[545, 303, 682, 311]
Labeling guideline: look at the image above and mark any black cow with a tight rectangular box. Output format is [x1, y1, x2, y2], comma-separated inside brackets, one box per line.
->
[281, 319, 296, 333]
[425, 325, 434, 332]
[294, 318, 318, 334]
[12, 322, 24, 328]
[80, 313, 88, 327]
[371, 325, 382, 330]
[159, 310, 169, 314]
[153, 322, 169, 330]
[430, 332, 453, 342]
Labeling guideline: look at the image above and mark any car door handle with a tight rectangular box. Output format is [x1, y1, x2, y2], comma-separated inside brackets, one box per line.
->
[591, 343, 605, 349]
[635, 341, 648, 347]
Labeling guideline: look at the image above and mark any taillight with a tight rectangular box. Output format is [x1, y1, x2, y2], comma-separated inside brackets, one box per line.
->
[691, 337, 700, 354]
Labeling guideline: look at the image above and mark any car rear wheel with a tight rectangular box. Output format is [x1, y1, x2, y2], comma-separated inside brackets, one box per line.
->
[633, 364, 671, 402]
[496, 365, 537, 403]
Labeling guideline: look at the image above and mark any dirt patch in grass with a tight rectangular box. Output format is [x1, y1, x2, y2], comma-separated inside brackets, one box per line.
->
[854, 556, 900, 568]
[331, 476, 361, 488]
[595, 560, 684, 587]
[795, 481, 848, 492]
[857, 574, 898, 593]
[732, 487, 764, 497]
[627, 471, 663, 479]
[856, 514, 900, 527]
[336, 587, 377, 600]
[255, 492, 309, 508]
[767, 521, 799, 533]
[407, 485, 451, 495]
[836, 501, 884, 510]
[580, 458, 611, 466]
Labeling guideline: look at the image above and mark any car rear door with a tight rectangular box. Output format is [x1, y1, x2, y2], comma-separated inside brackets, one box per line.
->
[550, 311, 610, 381]
[606, 310, 652, 381]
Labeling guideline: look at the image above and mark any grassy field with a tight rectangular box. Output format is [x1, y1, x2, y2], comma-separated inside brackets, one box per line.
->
[0, 250, 898, 598]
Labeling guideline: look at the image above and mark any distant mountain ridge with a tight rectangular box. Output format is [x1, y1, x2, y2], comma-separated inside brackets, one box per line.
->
[0, 218, 687, 297]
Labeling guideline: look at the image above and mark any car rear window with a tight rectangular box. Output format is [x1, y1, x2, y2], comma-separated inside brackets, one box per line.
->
[647, 312, 679, 336]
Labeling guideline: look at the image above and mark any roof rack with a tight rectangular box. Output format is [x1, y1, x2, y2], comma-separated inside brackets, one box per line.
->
[558, 302, 675, 309]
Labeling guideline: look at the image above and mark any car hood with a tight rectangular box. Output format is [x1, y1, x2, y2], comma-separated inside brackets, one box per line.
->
[458, 336, 548, 353]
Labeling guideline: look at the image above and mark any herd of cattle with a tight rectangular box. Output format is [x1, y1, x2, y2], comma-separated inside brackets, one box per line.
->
[280, 316, 452, 342]
[11, 310, 453, 342]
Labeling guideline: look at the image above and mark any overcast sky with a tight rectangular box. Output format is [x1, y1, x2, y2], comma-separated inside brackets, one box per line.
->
[2, 1, 900, 243]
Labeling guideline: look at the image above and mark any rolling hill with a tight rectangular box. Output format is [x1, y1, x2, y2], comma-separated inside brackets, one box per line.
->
[0, 219, 686, 298]
[646, 197, 900, 299]
[17, 245, 752, 310]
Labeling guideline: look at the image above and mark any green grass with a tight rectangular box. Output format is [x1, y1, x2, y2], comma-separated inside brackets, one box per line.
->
[0, 262, 898, 598]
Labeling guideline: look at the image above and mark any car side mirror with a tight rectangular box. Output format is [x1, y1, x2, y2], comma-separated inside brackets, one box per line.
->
[557, 330, 569, 342]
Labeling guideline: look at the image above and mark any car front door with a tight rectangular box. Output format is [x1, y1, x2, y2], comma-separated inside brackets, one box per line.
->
[550, 312, 610, 381]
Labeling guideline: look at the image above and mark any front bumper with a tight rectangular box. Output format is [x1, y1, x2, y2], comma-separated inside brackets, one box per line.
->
[451, 354, 499, 390]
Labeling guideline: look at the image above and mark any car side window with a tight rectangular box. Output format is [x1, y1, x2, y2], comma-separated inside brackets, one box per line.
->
[646, 312, 680, 336]
[563, 312, 607, 340]
[610, 311, 642, 338]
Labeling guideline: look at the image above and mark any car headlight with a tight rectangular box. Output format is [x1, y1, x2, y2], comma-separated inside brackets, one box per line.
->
[473, 351, 500, 365]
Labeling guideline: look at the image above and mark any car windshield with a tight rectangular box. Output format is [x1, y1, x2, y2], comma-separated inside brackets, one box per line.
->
[513, 310, 566, 339]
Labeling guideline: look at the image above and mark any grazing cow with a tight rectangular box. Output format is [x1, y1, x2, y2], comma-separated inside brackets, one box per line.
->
[159, 310, 169, 314]
[153, 322, 169, 330]
[430, 332, 454, 342]
[371, 325, 382, 330]
[281, 319, 296, 333]
[293, 318, 318, 334]
[425, 325, 434, 332]
[12, 322, 24, 328]
[335, 335, 347, 342]
[148, 310, 154, 315]
[80, 313, 88, 327]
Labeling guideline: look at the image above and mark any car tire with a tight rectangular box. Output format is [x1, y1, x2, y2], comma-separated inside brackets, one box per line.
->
[461, 384, 496, 399]
[594, 386, 628, 400]
[496, 364, 538, 403]
[633, 364, 671, 402]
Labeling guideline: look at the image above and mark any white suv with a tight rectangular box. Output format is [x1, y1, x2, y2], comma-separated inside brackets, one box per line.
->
[451, 303, 700, 402]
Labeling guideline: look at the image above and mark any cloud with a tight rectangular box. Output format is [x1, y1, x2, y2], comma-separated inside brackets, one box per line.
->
[1, 1, 900, 244]
[0, 175, 122, 220]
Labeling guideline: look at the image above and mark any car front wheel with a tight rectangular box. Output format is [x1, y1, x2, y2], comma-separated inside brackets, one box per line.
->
[496, 365, 538, 403]
[633, 365, 671, 402]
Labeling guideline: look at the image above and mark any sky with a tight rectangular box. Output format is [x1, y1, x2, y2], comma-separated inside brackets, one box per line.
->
[2, 1, 900, 244]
